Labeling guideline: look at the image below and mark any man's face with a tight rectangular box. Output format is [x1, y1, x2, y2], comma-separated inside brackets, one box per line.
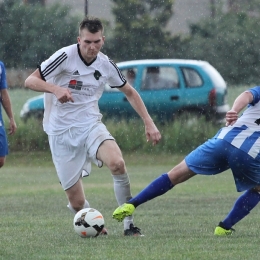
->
[77, 29, 105, 63]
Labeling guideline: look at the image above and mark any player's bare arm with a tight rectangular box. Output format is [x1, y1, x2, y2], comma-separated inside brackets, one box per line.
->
[1, 89, 17, 135]
[226, 91, 253, 126]
[25, 69, 74, 103]
[119, 83, 161, 145]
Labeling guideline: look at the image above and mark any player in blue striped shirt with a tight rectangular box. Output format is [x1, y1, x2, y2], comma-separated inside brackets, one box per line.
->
[113, 86, 260, 236]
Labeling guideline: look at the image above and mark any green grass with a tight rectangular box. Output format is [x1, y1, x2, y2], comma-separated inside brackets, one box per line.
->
[1, 152, 260, 260]
[2, 86, 258, 259]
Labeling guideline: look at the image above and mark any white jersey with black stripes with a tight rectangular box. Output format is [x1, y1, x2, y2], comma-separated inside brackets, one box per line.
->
[39, 44, 126, 135]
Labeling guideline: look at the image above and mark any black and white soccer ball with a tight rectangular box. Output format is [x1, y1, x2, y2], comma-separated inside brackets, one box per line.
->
[73, 208, 105, 238]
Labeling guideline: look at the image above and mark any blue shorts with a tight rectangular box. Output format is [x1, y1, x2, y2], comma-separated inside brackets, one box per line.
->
[0, 125, 8, 157]
[185, 138, 260, 192]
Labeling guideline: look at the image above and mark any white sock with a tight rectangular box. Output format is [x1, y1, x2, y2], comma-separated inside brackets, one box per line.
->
[67, 200, 90, 215]
[83, 200, 90, 209]
[112, 173, 134, 230]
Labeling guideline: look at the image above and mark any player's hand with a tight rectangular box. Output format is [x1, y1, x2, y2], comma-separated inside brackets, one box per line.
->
[8, 118, 17, 135]
[54, 87, 74, 103]
[225, 110, 238, 126]
[145, 120, 161, 146]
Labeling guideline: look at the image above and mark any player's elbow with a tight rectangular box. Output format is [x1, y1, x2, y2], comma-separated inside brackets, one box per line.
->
[24, 77, 31, 89]
[24, 76, 38, 90]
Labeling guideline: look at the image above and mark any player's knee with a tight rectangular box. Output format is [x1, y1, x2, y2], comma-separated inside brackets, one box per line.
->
[108, 157, 126, 174]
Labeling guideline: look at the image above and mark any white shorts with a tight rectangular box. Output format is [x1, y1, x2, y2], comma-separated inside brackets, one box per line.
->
[48, 122, 115, 190]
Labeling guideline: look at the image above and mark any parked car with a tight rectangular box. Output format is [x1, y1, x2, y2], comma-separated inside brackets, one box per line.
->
[20, 59, 229, 123]
[20, 94, 45, 121]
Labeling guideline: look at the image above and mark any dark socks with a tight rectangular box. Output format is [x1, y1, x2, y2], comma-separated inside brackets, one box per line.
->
[128, 173, 174, 208]
[221, 189, 260, 229]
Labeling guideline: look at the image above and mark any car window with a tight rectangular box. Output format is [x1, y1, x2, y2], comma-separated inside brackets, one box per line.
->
[121, 68, 137, 86]
[141, 66, 179, 90]
[181, 67, 203, 88]
[103, 67, 138, 92]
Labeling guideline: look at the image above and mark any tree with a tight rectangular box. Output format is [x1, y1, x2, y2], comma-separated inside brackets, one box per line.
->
[0, 0, 80, 68]
[227, 0, 260, 13]
[185, 11, 260, 85]
[23, 0, 46, 5]
[103, 0, 176, 61]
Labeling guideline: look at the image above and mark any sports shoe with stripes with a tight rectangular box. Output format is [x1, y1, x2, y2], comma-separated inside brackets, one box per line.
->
[112, 203, 135, 222]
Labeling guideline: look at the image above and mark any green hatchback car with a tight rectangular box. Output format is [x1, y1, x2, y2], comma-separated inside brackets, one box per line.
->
[20, 59, 229, 123]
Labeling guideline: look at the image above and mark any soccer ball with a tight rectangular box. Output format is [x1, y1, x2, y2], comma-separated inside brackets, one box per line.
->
[73, 208, 105, 238]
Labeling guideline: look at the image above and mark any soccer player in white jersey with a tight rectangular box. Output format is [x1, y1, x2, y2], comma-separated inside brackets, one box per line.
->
[24, 16, 161, 236]
[113, 86, 260, 236]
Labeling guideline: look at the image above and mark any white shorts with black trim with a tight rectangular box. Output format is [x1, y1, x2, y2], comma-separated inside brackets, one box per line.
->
[48, 122, 115, 190]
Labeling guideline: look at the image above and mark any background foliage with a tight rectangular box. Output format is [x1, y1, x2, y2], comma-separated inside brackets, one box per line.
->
[1, 0, 260, 85]
[103, 0, 176, 61]
[184, 12, 260, 85]
[0, 0, 79, 68]
[103, 0, 260, 85]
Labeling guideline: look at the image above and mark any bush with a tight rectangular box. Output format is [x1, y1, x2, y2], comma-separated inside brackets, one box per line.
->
[0, 0, 80, 69]
[184, 12, 260, 85]
[8, 117, 219, 155]
[8, 119, 49, 153]
[97, 117, 218, 154]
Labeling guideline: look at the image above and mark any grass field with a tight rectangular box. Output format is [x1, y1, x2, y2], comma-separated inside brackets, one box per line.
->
[1, 152, 260, 260]
[1, 86, 259, 259]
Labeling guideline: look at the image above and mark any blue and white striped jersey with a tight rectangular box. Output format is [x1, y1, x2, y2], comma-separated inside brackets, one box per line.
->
[216, 86, 260, 159]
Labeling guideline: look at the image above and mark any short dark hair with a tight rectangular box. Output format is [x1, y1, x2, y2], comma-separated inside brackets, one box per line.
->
[79, 16, 104, 35]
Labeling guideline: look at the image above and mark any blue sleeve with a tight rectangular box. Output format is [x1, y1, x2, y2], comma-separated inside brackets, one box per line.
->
[248, 86, 260, 105]
[0, 61, 7, 90]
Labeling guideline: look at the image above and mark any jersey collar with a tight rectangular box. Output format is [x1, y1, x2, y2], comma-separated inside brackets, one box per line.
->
[77, 44, 97, 66]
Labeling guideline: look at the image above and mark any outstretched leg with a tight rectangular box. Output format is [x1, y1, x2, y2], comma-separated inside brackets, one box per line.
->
[215, 187, 260, 236]
[113, 160, 196, 222]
